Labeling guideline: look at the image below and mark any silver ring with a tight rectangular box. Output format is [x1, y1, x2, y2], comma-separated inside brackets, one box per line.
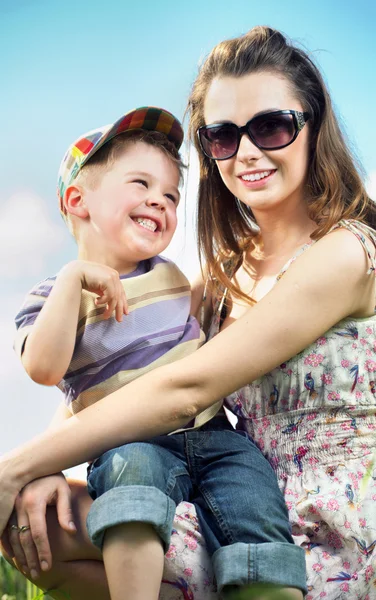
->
[19, 525, 31, 533]
[10, 524, 20, 532]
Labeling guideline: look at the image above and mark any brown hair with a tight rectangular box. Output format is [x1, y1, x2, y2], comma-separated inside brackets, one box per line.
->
[187, 26, 375, 303]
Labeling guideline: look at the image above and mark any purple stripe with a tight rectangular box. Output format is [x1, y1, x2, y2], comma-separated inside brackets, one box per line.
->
[15, 278, 57, 330]
[30, 277, 56, 297]
[31, 284, 54, 298]
[15, 313, 38, 328]
[69, 295, 191, 371]
[66, 324, 188, 379]
[65, 316, 201, 401]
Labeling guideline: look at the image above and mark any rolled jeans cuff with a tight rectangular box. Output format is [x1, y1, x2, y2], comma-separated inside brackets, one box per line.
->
[212, 541, 307, 594]
[86, 485, 176, 551]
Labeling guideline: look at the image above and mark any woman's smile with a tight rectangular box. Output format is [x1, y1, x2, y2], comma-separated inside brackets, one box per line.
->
[203, 71, 310, 217]
[237, 168, 277, 189]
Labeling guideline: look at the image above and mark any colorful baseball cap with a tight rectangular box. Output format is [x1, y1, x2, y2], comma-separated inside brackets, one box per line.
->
[57, 106, 184, 217]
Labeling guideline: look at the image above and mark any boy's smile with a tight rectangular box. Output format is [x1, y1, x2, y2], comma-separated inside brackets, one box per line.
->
[78, 141, 180, 274]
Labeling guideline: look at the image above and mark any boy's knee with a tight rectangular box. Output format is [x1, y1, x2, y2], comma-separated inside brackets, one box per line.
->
[93, 443, 166, 490]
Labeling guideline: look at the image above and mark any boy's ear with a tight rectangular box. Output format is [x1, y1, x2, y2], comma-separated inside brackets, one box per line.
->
[64, 184, 90, 219]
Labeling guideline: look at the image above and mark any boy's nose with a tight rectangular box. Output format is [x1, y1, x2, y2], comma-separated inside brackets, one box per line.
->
[146, 195, 167, 211]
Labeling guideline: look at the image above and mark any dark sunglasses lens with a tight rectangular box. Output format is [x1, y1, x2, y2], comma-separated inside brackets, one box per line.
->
[200, 124, 239, 159]
[249, 113, 296, 149]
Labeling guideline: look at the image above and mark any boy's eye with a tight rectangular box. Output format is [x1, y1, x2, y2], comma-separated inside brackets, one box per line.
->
[134, 179, 148, 187]
[165, 193, 179, 204]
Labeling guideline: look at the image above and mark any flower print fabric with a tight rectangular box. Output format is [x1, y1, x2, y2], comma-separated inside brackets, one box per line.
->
[224, 220, 376, 599]
[161, 502, 217, 598]
[160, 220, 376, 599]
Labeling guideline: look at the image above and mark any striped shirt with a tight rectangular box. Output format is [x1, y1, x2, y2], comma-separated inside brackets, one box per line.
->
[14, 256, 222, 430]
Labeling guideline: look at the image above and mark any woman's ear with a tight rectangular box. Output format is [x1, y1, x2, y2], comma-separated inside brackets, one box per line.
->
[64, 184, 90, 219]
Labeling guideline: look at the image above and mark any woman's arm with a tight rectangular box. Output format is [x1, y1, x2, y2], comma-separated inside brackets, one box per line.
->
[1, 402, 76, 573]
[1, 228, 373, 530]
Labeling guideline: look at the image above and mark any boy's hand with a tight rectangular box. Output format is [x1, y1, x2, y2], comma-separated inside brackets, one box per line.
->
[62, 261, 129, 322]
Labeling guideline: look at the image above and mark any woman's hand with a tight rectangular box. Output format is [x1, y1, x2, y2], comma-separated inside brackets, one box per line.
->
[0, 458, 22, 539]
[1, 473, 76, 578]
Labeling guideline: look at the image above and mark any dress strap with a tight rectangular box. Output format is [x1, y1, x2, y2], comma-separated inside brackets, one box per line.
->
[276, 240, 314, 282]
[329, 219, 376, 275]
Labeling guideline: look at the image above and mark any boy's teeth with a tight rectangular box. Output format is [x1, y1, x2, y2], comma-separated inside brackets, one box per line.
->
[134, 218, 157, 232]
[241, 170, 272, 182]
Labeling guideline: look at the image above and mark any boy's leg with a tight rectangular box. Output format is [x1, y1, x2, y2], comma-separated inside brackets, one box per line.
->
[86, 438, 192, 600]
[185, 422, 306, 597]
[103, 522, 164, 600]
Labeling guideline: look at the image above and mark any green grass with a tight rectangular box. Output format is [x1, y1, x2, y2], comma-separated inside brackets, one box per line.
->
[2, 554, 299, 599]
[0, 555, 54, 600]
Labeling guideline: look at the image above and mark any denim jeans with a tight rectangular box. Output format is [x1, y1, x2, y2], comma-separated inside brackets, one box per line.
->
[87, 417, 306, 592]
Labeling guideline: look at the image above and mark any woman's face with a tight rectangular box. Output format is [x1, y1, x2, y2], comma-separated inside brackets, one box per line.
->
[203, 71, 310, 218]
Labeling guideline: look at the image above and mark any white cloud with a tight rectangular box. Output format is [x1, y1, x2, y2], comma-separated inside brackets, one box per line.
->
[0, 190, 66, 278]
[0, 292, 87, 477]
[366, 171, 376, 201]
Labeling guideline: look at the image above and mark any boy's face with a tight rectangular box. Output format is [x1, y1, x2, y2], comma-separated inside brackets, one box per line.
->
[82, 141, 180, 271]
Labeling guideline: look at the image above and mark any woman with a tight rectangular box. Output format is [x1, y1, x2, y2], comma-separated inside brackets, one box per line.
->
[1, 26, 376, 600]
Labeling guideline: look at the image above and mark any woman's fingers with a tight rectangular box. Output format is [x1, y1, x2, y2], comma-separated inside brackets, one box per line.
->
[55, 482, 76, 533]
[21, 501, 52, 573]
[7, 510, 28, 574]
[14, 494, 45, 578]
[18, 525, 41, 579]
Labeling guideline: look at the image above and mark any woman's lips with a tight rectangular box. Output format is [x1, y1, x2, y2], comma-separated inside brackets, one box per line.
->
[238, 169, 276, 188]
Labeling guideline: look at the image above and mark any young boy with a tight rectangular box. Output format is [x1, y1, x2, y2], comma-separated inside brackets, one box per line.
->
[14, 107, 305, 600]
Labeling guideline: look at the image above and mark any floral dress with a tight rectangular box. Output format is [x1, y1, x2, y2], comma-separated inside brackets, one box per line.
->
[161, 220, 376, 599]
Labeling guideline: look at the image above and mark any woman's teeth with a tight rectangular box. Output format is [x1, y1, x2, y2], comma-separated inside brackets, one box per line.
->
[134, 218, 158, 232]
[241, 170, 272, 182]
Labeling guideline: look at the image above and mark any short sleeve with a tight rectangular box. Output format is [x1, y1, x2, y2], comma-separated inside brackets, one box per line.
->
[14, 277, 56, 358]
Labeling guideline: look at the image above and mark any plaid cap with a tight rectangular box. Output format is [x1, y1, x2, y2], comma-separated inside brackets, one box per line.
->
[57, 106, 184, 217]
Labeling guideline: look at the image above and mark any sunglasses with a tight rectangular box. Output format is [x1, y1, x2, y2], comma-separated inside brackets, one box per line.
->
[197, 110, 310, 160]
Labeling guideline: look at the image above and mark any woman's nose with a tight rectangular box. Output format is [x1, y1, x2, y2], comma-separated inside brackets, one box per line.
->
[236, 132, 264, 162]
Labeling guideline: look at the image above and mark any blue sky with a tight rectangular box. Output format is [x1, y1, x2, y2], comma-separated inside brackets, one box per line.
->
[1, 0, 375, 475]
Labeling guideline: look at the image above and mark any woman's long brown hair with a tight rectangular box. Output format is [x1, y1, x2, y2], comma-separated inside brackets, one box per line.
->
[187, 26, 375, 304]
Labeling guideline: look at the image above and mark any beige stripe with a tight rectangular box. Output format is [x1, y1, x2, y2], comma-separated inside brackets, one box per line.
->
[127, 285, 190, 306]
[123, 261, 190, 300]
[77, 307, 105, 332]
[76, 262, 191, 334]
